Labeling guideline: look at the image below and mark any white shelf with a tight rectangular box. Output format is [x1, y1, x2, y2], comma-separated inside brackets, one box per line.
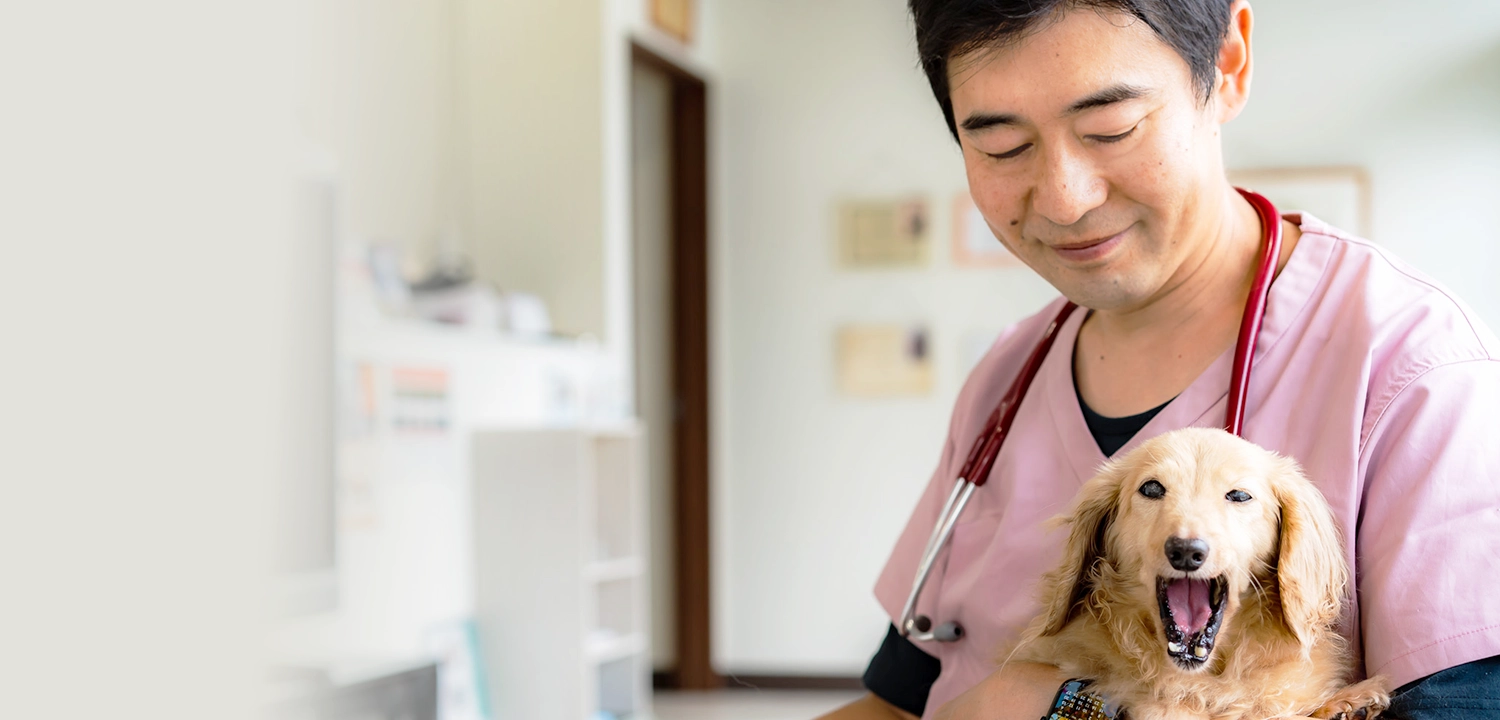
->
[584, 631, 647, 664]
[584, 556, 644, 582]
[472, 426, 652, 720]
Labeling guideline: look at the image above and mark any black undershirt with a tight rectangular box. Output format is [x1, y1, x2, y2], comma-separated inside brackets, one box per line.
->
[1075, 388, 1171, 457]
[862, 393, 1500, 717]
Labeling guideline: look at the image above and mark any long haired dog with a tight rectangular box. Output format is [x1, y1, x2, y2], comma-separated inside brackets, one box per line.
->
[1008, 428, 1389, 719]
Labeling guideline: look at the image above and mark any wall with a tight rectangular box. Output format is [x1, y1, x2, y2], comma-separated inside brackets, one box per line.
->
[297, 0, 458, 277]
[459, 0, 608, 339]
[710, 0, 1500, 674]
[2, 3, 296, 718]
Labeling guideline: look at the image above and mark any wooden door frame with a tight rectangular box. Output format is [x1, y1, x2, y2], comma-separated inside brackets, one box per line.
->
[631, 42, 719, 691]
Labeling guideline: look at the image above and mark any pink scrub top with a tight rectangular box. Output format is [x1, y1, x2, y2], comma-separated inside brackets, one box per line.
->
[873, 214, 1500, 718]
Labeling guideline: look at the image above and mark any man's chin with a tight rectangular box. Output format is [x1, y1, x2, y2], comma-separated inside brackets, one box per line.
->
[1052, 275, 1159, 315]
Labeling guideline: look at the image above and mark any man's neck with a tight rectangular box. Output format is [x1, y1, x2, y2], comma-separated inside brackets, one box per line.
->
[1090, 185, 1263, 343]
[1073, 185, 1278, 418]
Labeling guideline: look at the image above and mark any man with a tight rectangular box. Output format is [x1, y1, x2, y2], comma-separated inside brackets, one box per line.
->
[819, 1, 1500, 719]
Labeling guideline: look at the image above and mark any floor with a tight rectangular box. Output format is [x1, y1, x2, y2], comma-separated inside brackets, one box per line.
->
[650, 689, 864, 720]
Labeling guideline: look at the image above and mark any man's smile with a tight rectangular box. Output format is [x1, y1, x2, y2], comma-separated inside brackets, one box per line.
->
[1044, 226, 1131, 263]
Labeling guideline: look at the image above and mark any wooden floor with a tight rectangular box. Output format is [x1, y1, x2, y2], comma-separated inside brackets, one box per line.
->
[650, 689, 863, 720]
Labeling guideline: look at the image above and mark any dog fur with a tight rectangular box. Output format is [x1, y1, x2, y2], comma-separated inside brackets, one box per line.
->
[1005, 428, 1389, 720]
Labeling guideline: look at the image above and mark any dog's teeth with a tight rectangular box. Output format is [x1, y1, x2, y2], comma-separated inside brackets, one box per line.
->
[1192, 645, 1208, 658]
[1168, 642, 1185, 653]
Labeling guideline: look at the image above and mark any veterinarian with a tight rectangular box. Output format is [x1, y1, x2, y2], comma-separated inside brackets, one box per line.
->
[819, 2, 1500, 719]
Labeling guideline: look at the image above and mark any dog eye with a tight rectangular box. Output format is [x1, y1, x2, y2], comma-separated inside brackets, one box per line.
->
[1138, 479, 1166, 499]
[1226, 489, 1253, 503]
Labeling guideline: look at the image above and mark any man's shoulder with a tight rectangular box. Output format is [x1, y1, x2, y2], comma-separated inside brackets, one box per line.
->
[1302, 215, 1499, 367]
[1296, 216, 1500, 437]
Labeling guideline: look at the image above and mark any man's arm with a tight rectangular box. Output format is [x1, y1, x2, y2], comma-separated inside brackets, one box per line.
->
[929, 662, 1068, 720]
[918, 663, 1074, 720]
[818, 663, 1065, 720]
[816, 693, 919, 720]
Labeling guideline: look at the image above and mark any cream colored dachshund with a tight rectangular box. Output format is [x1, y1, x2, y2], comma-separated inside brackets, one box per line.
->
[1007, 428, 1389, 720]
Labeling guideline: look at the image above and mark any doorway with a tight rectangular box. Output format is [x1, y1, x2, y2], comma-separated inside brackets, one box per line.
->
[630, 44, 716, 690]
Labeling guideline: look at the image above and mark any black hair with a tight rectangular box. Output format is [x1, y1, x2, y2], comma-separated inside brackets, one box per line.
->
[909, 0, 1234, 141]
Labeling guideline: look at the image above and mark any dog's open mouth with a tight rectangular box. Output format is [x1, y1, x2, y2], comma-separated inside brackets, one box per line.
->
[1156, 575, 1228, 667]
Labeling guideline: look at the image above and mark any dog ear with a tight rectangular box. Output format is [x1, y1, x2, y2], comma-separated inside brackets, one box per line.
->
[1270, 456, 1348, 649]
[1037, 461, 1125, 636]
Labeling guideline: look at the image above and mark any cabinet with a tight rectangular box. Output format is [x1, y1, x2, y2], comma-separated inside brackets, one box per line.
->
[472, 426, 650, 719]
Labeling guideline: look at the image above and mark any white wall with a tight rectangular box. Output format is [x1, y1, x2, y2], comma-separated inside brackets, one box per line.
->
[297, 0, 458, 277]
[459, 0, 610, 339]
[2, 3, 296, 718]
[710, 0, 1500, 674]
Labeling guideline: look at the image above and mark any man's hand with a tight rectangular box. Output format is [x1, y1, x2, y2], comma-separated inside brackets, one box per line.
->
[931, 662, 1069, 720]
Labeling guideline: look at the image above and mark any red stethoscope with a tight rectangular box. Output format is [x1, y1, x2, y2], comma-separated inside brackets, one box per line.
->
[897, 188, 1283, 643]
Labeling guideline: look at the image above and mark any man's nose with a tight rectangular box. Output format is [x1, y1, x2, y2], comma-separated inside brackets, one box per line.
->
[1031, 144, 1106, 227]
[1165, 536, 1210, 572]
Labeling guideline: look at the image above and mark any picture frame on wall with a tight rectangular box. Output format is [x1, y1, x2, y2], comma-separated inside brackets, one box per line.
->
[951, 192, 1024, 268]
[1228, 166, 1373, 239]
[835, 196, 930, 269]
[835, 324, 934, 397]
[651, 0, 694, 43]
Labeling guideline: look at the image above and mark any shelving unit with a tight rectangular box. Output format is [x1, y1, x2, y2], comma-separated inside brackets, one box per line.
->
[471, 426, 651, 720]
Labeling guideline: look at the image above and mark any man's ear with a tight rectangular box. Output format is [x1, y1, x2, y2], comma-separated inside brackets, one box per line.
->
[1215, 0, 1255, 124]
[1036, 461, 1126, 636]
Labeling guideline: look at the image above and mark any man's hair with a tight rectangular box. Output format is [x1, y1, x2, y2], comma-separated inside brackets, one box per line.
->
[909, 0, 1234, 141]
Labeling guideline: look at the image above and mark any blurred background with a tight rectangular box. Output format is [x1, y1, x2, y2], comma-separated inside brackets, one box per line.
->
[3, 1, 1497, 719]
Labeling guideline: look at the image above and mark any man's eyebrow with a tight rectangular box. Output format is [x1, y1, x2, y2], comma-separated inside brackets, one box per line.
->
[960, 84, 1151, 134]
[959, 111, 1022, 134]
[1064, 84, 1151, 116]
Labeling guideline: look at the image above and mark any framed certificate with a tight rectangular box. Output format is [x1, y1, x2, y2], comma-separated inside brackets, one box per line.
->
[1229, 166, 1372, 238]
[651, 0, 694, 43]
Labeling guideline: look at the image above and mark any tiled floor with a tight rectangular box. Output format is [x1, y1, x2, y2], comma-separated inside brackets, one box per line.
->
[650, 689, 864, 720]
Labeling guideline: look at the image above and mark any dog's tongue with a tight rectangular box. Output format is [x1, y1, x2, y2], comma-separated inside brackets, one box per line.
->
[1167, 577, 1212, 634]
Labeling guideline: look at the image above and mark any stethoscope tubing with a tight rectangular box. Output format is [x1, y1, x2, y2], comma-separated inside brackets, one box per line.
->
[898, 188, 1281, 643]
[1225, 188, 1283, 435]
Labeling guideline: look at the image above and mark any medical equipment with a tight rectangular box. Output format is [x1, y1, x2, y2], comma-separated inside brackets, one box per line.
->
[897, 188, 1283, 643]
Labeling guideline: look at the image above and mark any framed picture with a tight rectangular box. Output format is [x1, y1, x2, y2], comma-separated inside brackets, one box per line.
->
[836, 196, 930, 268]
[1228, 166, 1372, 238]
[951, 192, 1024, 268]
[651, 0, 694, 43]
[835, 324, 933, 397]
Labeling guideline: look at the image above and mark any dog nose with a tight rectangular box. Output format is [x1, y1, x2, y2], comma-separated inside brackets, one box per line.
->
[1165, 537, 1210, 572]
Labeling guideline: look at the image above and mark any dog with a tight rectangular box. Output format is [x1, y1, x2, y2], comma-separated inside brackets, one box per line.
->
[1006, 428, 1389, 720]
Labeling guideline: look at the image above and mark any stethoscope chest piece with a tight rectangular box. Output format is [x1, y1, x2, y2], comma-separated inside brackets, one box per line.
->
[904, 614, 964, 643]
